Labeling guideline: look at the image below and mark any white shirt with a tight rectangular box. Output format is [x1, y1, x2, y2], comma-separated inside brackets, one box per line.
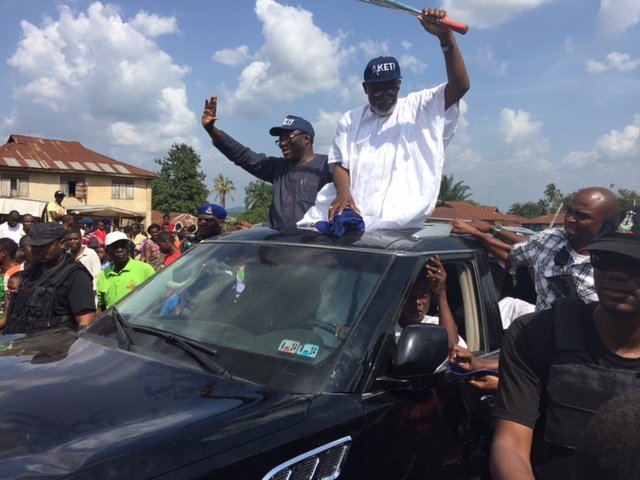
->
[74, 245, 102, 290]
[299, 83, 459, 230]
[498, 297, 535, 330]
[394, 314, 467, 348]
[0, 222, 24, 243]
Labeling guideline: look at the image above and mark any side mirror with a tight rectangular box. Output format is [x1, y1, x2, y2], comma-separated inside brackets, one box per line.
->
[391, 324, 449, 377]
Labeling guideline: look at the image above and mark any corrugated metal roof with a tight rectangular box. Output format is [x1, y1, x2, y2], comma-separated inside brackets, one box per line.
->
[0, 134, 157, 179]
[430, 201, 527, 226]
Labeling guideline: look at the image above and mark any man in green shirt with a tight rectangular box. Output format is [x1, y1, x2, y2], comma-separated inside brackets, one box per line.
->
[96, 231, 155, 311]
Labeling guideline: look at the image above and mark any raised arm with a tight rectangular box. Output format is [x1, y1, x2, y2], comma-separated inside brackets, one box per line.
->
[418, 8, 470, 110]
[451, 218, 512, 262]
[426, 255, 459, 348]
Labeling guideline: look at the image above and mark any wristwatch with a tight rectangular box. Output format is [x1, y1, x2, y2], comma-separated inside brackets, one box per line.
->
[492, 225, 503, 236]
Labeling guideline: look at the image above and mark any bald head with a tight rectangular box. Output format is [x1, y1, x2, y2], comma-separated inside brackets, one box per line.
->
[565, 187, 619, 251]
[574, 187, 618, 214]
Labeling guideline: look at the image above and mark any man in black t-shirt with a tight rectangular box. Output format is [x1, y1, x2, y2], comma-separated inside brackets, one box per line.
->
[4, 222, 96, 334]
[490, 209, 640, 480]
[202, 97, 332, 230]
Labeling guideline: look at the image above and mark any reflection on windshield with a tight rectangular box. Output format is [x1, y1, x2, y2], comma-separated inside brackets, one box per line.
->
[114, 243, 390, 393]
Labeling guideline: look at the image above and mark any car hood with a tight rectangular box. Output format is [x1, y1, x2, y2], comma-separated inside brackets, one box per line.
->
[0, 329, 310, 478]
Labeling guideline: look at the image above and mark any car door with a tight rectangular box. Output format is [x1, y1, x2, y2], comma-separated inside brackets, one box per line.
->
[362, 253, 498, 480]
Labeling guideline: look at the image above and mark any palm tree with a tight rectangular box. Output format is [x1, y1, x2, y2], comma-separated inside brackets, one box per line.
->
[212, 174, 235, 208]
[438, 174, 472, 203]
[244, 180, 273, 211]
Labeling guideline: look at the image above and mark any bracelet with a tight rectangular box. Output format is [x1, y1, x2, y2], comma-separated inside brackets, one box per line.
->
[441, 42, 455, 53]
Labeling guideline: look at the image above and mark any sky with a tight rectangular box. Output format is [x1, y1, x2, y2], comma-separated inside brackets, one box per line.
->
[0, 0, 638, 212]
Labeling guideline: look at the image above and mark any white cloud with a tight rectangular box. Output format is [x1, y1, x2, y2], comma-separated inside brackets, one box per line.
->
[358, 39, 389, 58]
[398, 54, 427, 75]
[586, 60, 608, 73]
[3, 2, 196, 163]
[560, 115, 639, 179]
[595, 114, 640, 159]
[499, 108, 543, 144]
[130, 11, 178, 38]
[212, 46, 250, 66]
[225, 0, 348, 117]
[401, 40, 412, 50]
[586, 51, 640, 73]
[597, 0, 640, 38]
[475, 47, 507, 77]
[312, 109, 343, 152]
[440, 0, 554, 29]
[563, 37, 575, 53]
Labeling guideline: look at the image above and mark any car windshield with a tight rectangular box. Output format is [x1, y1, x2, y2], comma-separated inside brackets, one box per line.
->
[111, 242, 391, 393]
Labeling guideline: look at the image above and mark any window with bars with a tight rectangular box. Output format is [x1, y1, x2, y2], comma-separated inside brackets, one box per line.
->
[1, 174, 29, 197]
[111, 180, 134, 200]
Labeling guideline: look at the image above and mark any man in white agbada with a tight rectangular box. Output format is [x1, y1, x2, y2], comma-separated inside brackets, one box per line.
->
[299, 7, 469, 231]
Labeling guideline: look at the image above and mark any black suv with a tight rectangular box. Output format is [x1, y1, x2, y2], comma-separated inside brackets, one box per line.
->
[0, 227, 503, 479]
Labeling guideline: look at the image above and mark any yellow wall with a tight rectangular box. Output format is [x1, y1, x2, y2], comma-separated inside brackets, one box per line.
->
[5, 170, 153, 226]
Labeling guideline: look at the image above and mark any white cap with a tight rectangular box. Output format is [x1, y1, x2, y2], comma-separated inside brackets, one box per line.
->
[105, 231, 128, 246]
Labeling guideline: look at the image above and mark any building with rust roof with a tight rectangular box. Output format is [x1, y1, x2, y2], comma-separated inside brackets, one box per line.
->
[0, 134, 156, 225]
[430, 201, 526, 226]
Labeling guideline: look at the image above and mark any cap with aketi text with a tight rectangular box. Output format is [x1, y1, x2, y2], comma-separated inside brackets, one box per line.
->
[363, 56, 402, 84]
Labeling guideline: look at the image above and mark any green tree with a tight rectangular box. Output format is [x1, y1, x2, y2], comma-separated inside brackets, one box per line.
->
[508, 200, 547, 218]
[543, 183, 564, 212]
[438, 174, 472, 203]
[244, 180, 273, 211]
[212, 174, 235, 208]
[236, 205, 270, 225]
[151, 144, 209, 214]
[617, 188, 640, 210]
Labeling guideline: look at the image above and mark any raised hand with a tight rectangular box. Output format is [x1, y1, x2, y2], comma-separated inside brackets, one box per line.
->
[202, 96, 218, 131]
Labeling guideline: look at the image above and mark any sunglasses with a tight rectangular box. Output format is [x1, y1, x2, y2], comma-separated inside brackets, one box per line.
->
[591, 251, 640, 274]
[275, 132, 305, 146]
[368, 83, 400, 99]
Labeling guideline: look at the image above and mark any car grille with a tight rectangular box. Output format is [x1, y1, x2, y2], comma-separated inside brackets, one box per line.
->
[263, 437, 351, 480]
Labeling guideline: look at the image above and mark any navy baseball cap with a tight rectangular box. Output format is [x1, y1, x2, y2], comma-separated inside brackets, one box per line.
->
[588, 209, 640, 260]
[363, 56, 402, 84]
[197, 203, 227, 220]
[269, 115, 315, 137]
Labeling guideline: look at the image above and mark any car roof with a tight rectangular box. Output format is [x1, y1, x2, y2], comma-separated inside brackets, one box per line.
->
[207, 224, 483, 256]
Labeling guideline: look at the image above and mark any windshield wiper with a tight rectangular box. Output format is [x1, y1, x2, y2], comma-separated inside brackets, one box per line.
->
[112, 306, 134, 350]
[131, 325, 231, 378]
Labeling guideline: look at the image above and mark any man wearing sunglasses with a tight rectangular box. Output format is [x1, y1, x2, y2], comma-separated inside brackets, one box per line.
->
[491, 209, 640, 480]
[202, 99, 331, 230]
[300, 8, 469, 231]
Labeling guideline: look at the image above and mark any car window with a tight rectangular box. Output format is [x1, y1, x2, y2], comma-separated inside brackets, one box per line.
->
[110, 243, 392, 393]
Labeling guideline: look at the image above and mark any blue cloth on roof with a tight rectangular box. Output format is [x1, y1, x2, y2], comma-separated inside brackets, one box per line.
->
[316, 208, 365, 237]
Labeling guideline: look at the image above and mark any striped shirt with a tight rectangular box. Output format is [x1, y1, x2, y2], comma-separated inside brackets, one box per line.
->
[510, 228, 597, 311]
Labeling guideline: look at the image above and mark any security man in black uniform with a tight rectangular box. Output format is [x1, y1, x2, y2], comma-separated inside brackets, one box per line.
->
[4, 222, 96, 334]
[490, 209, 640, 480]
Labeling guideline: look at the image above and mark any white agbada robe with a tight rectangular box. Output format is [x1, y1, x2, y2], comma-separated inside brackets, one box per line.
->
[299, 83, 459, 230]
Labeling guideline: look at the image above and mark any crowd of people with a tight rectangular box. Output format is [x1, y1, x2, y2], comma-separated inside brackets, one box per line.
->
[0, 200, 228, 333]
[0, 6, 637, 479]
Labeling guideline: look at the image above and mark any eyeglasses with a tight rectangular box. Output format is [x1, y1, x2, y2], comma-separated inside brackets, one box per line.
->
[275, 132, 305, 146]
[591, 251, 640, 274]
[369, 84, 400, 99]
